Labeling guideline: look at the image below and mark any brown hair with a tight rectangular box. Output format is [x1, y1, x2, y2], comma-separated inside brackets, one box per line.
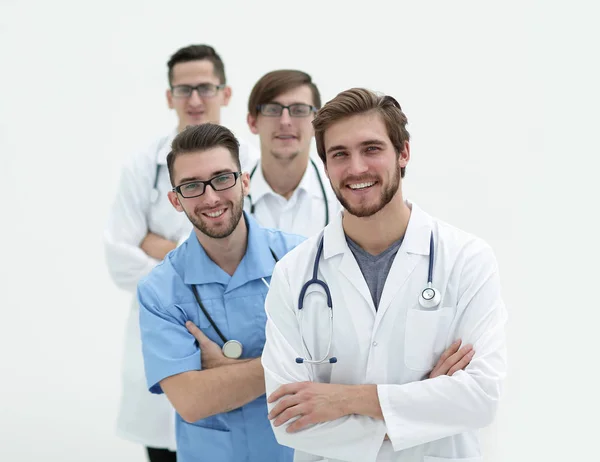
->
[167, 123, 240, 186]
[167, 44, 226, 85]
[313, 88, 410, 177]
[247, 70, 321, 117]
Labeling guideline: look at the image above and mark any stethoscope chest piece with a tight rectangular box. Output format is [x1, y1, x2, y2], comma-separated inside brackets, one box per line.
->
[418, 285, 441, 309]
[222, 340, 243, 359]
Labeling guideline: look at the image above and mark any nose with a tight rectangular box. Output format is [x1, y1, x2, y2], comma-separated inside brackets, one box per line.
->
[202, 184, 220, 204]
[188, 89, 203, 105]
[279, 108, 292, 125]
[347, 152, 369, 175]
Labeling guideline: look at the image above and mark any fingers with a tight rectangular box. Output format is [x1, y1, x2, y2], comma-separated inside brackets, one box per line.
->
[447, 349, 475, 376]
[437, 344, 474, 377]
[185, 321, 210, 346]
[267, 382, 307, 404]
[286, 414, 313, 433]
[272, 400, 304, 427]
[432, 339, 462, 372]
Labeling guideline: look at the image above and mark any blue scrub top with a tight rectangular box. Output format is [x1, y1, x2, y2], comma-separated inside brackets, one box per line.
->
[138, 212, 305, 462]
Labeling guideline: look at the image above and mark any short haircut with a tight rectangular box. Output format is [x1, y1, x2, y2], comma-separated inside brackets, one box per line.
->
[167, 44, 226, 85]
[167, 123, 240, 186]
[247, 69, 321, 117]
[312, 88, 410, 177]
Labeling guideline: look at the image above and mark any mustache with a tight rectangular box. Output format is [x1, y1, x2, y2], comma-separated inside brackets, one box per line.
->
[342, 174, 379, 184]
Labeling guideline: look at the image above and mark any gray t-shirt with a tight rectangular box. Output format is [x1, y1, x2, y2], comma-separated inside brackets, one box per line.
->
[345, 235, 404, 310]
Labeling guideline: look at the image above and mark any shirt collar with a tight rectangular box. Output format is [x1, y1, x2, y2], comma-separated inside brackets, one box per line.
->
[156, 130, 178, 165]
[323, 200, 433, 259]
[182, 212, 277, 292]
[249, 158, 325, 204]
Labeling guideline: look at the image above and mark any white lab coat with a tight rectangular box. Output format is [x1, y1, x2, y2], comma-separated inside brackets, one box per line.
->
[104, 130, 259, 449]
[262, 201, 507, 462]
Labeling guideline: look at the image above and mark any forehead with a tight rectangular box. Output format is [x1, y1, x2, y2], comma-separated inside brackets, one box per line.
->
[172, 147, 237, 183]
[171, 60, 219, 85]
[324, 112, 390, 150]
[271, 85, 314, 106]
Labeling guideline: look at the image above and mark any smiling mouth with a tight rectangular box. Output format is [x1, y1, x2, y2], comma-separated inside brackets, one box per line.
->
[203, 208, 226, 218]
[347, 181, 376, 190]
[275, 135, 297, 140]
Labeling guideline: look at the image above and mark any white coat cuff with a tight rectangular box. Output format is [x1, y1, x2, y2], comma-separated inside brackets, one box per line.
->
[378, 384, 407, 451]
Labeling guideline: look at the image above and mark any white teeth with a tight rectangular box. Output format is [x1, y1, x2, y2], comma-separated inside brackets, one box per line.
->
[348, 182, 375, 190]
[205, 209, 225, 218]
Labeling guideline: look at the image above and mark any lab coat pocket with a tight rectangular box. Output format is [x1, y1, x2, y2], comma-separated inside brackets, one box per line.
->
[424, 457, 482, 462]
[404, 306, 454, 371]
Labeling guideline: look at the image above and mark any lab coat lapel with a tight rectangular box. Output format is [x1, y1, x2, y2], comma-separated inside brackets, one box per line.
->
[323, 211, 377, 315]
[374, 202, 433, 325]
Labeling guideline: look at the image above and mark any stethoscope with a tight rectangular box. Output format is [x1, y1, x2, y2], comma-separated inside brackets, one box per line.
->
[247, 158, 330, 227]
[190, 248, 279, 359]
[150, 164, 162, 203]
[295, 231, 441, 365]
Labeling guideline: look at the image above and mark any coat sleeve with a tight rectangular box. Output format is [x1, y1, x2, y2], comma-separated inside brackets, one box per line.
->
[378, 243, 508, 452]
[262, 263, 388, 462]
[103, 153, 159, 293]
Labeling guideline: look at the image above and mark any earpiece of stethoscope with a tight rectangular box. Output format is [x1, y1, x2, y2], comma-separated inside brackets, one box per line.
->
[295, 357, 337, 364]
[418, 232, 441, 309]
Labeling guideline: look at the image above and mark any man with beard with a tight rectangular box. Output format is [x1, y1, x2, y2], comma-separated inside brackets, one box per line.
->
[261, 88, 507, 462]
[136, 123, 303, 462]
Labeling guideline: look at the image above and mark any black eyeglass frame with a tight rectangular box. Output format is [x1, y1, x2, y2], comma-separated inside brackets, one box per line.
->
[170, 83, 226, 98]
[173, 171, 242, 198]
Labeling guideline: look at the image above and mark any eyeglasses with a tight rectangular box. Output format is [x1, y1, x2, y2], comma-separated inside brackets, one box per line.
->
[257, 103, 316, 117]
[171, 83, 226, 98]
[173, 172, 242, 198]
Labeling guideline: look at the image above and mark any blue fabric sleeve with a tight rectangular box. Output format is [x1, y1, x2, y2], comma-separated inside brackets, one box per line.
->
[137, 282, 201, 394]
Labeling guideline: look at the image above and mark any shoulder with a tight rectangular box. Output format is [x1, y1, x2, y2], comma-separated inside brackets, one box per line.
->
[137, 242, 188, 305]
[262, 227, 307, 257]
[120, 133, 171, 179]
[275, 231, 321, 271]
[435, 217, 498, 272]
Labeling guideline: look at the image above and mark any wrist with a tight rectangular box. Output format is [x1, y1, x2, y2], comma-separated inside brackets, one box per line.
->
[344, 384, 381, 419]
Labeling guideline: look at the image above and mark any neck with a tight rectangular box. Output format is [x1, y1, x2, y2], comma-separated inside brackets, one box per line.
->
[261, 152, 310, 200]
[342, 192, 411, 255]
[194, 218, 248, 276]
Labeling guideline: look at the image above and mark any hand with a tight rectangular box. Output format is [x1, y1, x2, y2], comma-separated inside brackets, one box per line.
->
[429, 339, 475, 379]
[267, 382, 349, 433]
[185, 321, 236, 369]
[140, 232, 177, 260]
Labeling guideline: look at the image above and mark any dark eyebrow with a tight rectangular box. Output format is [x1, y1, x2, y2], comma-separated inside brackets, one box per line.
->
[178, 169, 235, 184]
[269, 101, 312, 106]
[326, 139, 386, 155]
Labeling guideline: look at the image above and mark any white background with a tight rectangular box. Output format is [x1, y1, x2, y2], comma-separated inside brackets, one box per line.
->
[1, 0, 599, 461]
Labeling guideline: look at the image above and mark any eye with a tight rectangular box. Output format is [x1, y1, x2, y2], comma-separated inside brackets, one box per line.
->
[331, 151, 347, 158]
[214, 174, 230, 184]
[366, 146, 380, 152]
[182, 182, 201, 191]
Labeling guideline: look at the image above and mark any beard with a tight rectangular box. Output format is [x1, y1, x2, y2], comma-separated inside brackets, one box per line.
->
[333, 162, 400, 218]
[183, 189, 245, 239]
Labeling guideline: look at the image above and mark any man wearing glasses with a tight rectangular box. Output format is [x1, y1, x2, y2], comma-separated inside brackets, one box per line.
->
[104, 44, 258, 462]
[245, 70, 341, 237]
[137, 123, 303, 462]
